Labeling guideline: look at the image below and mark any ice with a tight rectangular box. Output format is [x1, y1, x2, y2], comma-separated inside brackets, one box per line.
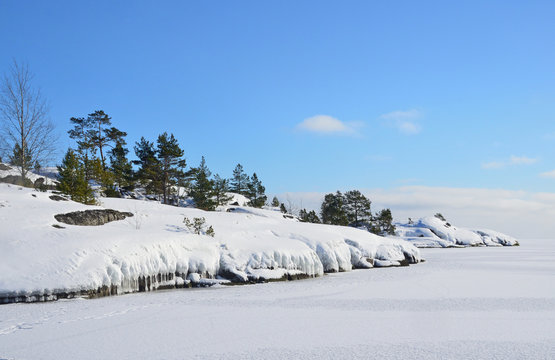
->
[0, 239, 552, 359]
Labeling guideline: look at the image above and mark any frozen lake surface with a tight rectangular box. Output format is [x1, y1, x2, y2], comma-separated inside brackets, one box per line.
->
[1, 239, 554, 359]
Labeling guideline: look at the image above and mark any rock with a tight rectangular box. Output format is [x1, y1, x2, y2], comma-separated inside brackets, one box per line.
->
[49, 195, 68, 201]
[0, 163, 12, 170]
[54, 209, 134, 226]
[0, 175, 32, 187]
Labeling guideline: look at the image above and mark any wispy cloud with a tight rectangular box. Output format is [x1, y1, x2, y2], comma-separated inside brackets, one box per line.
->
[540, 170, 555, 179]
[482, 155, 538, 169]
[296, 115, 362, 135]
[510, 156, 538, 165]
[380, 109, 422, 135]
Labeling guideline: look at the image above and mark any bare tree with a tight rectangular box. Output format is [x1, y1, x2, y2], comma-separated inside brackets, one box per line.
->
[0, 61, 57, 183]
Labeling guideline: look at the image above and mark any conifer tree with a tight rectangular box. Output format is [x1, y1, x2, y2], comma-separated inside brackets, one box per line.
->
[271, 196, 280, 207]
[109, 141, 134, 192]
[299, 208, 321, 223]
[9, 143, 32, 170]
[344, 190, 372, 227]
[133, 137, 160, 195]
[86, 110, 113, 169]
[213, 174, 233, 206]
[189, 156, 216, 210]
[320, 191, 349, 226]
[230, 163, 249, 195]
[57, 149, 95, 204]
[280, 203, 287, 213]
[68, 116, 96, 181]
[372, 208, 396, 235]
[247, 172, 267, 208]
[156, 132, 186, 205]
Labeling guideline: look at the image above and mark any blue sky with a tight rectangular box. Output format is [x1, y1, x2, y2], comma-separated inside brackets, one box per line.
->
[2, 0, 554, 196]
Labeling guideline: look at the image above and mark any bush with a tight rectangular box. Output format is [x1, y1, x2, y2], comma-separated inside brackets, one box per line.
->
[183, 216, 215, 237]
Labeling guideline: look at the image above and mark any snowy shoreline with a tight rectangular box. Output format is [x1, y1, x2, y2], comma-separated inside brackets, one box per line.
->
[0, 183, 421, 304]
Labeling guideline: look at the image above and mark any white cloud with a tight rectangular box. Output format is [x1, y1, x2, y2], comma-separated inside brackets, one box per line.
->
[510, 155, 538, 165]
[540, 170, 555, 179]
[278, 186, 555, 239]
[380, 109, 421, 120]
[296, 115, 361, 135]
[482, 155, 538, 170]
[380, 109, 422, 135]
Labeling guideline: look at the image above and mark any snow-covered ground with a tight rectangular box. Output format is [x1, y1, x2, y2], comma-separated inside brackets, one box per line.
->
[0, 183, 420, 302]
[0, 163, 57, 186]
[0, 239, 553, 359]
[394, 216, 519, 247]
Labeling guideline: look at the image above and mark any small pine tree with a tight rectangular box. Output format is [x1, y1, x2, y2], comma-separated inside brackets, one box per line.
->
[247, 172, 267, 208]
[371, 208, 396, 235]
[109, 141, 134, 192]
[434, 213, 446, 221]
[271, 196, 280, 207]
[189, 156, 217, 211]
[57, 149, 95, 204]
[133, 137, 161, 195]
[213, 174, 233, 206]
[8, 144, 33, 186]
[299, 209, 321, 223]
[230, 164, 249, 195]
[156, 133, 186, 204]
[280, 203, 287, 213]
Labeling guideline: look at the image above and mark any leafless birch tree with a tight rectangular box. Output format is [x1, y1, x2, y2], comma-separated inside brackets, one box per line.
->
[0, 61, 57, 182]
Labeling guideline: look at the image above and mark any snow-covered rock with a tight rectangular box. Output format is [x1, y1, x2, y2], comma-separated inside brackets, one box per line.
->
[0, 183, 421, 303]
[394, 216, 519, 248]
[0, 163, 57, 186]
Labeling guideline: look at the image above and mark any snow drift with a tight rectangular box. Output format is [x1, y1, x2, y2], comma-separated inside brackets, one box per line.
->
[0, 183, 421, 303]
[394, 216, 519, 248]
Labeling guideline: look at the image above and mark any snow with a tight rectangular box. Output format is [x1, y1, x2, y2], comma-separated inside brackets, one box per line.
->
[0, 239, 552, 359]
[394, 216, 519, 247]
[0, 183, 420, 301]
[0, 163, 57, 185]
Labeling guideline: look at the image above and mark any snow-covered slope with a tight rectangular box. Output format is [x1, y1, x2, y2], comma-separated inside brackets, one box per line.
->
[394, 216, 519, 247]
[0, 184, 421, 303]
[0, 163, 57, 186]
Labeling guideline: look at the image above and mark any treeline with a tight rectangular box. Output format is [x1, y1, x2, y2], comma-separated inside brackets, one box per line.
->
[274, 190, 395, 236]
[57, 110, 266, 210]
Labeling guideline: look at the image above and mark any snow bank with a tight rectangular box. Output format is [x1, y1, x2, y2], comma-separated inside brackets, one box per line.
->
[0, 184, 421, 303]
[0, 163, 57, 186]
[394, 216, 519, 247]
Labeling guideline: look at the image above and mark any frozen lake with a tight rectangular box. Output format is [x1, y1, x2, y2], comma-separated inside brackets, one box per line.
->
[1, 239, 554, 359]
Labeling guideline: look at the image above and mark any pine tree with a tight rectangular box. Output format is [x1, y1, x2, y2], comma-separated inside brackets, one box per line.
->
[280, 203, 287, 213]
[86, 110, 113, 169]
[320, 191, 349, 226]
[271, 196, 280, 207]
[9, 144, 33, 186]
[213, 174, 233, 206]
[189, 156, 216, 210]
[68, 116, 96, 181]
[230, 163, 249, 195]
[299, 208, 321, 223]
[247, 172, 267, 208]
[371, 208, 396, 235]
[56, 149, 95, 204]
[156, 132, 186, 205]
[344, 190, 372, 227]
[109, 141, 134, 192]
[133, 137, 160, 195]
